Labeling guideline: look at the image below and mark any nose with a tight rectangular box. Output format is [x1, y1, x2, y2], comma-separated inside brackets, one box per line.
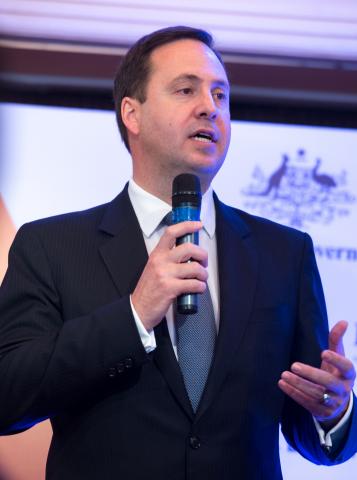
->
[195, 91, 217, 120]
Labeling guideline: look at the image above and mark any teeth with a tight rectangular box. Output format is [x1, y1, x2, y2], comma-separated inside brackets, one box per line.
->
[195, 136, 212, 143]
[194, 133, 213, 142]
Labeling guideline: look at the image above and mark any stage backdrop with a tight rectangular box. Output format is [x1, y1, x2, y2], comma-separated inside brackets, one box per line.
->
[0, 102, 356, 479]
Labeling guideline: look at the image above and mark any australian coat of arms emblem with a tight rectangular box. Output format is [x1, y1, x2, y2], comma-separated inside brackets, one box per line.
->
[242, 149, 355, 228]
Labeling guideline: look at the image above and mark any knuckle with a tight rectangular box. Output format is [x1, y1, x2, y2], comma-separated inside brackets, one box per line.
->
[346, 360, 355, 373]
[341, 383, 351, 397]
[197, 281, 207, 293]
[325, 407, 335, 417]
[149, 249, 162, 265]
[187, 280, 205, 293]
[165, 226, 176, 239]
[162, 230, 175, 246]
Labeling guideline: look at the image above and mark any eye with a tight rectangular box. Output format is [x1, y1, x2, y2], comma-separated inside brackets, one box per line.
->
[177, 87, 193, 95]
[213, 91, 227, 101]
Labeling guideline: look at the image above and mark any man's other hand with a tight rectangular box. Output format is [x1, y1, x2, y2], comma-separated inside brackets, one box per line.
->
[278, 320, 356, 429]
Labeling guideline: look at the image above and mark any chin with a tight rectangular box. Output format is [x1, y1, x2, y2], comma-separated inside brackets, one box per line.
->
[193, 157, 224, 175]
[172, 150, 224, 178]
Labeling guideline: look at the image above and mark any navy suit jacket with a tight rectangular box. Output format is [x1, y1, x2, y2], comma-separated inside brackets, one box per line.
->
[0, 185, 356, 479]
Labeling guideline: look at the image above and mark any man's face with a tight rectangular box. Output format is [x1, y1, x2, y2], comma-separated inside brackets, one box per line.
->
[129, 39, 231, 190]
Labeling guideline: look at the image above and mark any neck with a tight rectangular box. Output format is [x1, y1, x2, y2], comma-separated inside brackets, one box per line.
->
[132, 173, 211, 205]
[129, 141, 214, 202]
[132, 173, 172, 205]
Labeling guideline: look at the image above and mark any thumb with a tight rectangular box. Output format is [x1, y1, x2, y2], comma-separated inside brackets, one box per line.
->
[328, 320, 348, 356]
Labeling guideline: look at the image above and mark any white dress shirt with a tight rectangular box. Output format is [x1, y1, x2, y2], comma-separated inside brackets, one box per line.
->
[127, 178, 352, 450]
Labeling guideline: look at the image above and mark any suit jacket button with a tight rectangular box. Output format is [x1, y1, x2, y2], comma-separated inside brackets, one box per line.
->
[117, 362, 125, 374]
[124, 357, 133, 369]
[108, 367, 117, 378]
[189, 436, 201, 449]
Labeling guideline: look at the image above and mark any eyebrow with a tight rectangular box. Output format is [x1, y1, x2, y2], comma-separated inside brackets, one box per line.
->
[169, 74, 229, 90]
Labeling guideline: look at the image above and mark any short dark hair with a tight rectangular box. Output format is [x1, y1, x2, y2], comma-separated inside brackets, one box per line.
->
[113, 25, 226, 152]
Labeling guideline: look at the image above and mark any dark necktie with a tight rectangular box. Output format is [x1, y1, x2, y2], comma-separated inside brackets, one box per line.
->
[162, 212, 216, 412]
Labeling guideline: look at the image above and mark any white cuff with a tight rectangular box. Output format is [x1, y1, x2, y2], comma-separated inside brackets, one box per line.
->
[313, 391, 354, 448]
[130, 295, 157, 353]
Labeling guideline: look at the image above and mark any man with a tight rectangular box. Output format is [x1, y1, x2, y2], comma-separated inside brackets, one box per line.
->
[0, 26, 356, 480]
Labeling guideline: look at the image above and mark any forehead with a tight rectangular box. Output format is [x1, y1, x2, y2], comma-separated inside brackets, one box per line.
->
[148, 39, 228, 86]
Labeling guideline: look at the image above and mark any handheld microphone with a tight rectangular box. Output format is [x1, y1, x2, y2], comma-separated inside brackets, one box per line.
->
[172, 173, 202, 314]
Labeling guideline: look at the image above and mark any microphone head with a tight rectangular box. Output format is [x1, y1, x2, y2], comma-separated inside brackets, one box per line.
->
[172, 174, 202, 208]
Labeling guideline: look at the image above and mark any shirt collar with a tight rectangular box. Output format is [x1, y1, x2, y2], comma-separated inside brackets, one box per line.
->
[128, 178, 216, 239]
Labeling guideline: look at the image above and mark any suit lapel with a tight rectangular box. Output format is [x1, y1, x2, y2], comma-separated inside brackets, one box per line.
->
[98, 186, 148, 296]
[98, 186, 194, 420]
[196, 196, 259, 421]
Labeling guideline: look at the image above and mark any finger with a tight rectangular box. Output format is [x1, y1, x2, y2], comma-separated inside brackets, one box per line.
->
[279, 376, 351, 424]
[172, 278, 207, 296]
[170, 243, 208, 267]
[280, 371, 325, 401]
[328, 320, 348, 355]
[159, 221, 203, 249]
[290, 362, 344, 395]
[175, 262, 209, 282]
[278, 379, 328, 415]
[321, 356, 336, 375]
[321, 350, 356, 380]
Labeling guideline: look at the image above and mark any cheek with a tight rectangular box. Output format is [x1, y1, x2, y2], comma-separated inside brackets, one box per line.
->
[224, 113, 231, 134]
[164, 120, 183, 143]
[220, 119, 231, 148]
[226, 125, 231, 145]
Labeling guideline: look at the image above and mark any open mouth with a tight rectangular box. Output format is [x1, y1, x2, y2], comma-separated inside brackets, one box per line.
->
[190, 130, 217, 143]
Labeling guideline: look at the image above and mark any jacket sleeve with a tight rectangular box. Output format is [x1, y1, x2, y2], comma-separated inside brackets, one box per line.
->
[0, 223, 149, 434]
[280, 233, 357, 464]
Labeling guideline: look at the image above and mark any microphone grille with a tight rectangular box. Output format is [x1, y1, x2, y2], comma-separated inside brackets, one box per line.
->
[172, 174, 201, 208]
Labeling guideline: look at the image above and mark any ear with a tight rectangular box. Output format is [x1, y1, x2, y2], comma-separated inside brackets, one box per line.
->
[121, 97, 141, 136]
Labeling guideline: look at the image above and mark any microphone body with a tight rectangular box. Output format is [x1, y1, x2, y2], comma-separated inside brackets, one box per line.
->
[172, 174, 202, 314]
